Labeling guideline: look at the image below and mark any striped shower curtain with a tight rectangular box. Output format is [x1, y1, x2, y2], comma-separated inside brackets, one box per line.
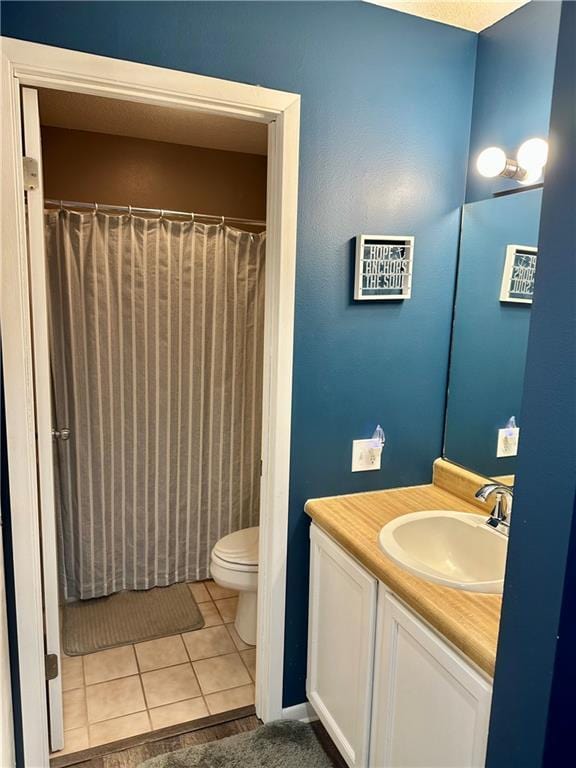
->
[45, 210, 265, 600]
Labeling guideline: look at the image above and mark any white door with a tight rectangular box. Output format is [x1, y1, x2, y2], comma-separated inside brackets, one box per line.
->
[370, 591, 492, 768]
[307, 524, 377, 768]
[21, 87, 65, 752]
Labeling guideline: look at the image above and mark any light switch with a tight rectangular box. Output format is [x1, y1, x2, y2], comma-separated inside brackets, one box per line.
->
[352, 439, 382, 472]
[497, 427, 520, 458]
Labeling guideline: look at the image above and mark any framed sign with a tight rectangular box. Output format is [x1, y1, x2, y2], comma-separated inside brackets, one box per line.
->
[500, 244, 537, 304]
[354, 235, 414, 300]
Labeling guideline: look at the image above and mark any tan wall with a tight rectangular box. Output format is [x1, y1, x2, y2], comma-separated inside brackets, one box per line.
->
[41, 126, 267, 221]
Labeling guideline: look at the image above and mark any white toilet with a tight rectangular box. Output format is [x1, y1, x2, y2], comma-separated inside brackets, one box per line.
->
[210, 526, 259, 645]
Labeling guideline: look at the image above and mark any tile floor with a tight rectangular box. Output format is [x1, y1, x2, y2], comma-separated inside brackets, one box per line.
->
[56, 580, 256, 756]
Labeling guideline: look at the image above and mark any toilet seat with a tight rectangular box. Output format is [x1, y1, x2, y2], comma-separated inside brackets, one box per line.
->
[212, 526, 259, 568]
[211, 550, 257, 573]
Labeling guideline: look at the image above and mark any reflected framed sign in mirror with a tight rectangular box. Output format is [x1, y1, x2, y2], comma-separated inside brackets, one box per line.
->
[443, 188, 543, 481]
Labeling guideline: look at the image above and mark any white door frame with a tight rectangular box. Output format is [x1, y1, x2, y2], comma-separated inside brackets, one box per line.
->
[1, 37, 299, 767]
[0, 504, 15, 768]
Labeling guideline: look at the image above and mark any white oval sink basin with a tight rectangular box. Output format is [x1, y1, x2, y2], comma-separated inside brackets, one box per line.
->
[378, 510, 507, 594]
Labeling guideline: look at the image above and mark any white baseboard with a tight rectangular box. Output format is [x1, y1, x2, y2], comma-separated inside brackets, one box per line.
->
[281, 701, 318, 723]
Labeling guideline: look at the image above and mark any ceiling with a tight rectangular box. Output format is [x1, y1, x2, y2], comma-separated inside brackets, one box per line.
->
[38, 89, 268, 156]
[364, 0, 531, 32]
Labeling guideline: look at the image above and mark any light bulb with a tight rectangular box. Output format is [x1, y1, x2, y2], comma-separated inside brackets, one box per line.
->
[476, 147, 507, 178]
[517, 138, 548, 172]
[518, 166, 543, 186]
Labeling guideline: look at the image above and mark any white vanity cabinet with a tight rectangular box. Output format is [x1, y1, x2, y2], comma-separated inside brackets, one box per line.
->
[307, 523, 493, 768]
[307, 524, 377, 768]
[369, 592, 492, 768]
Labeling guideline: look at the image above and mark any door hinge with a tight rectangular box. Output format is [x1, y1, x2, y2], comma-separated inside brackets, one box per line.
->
[23, 156, 39, 191]
[45, 653, 59, 681]
[260, 459, 263, 477]
[52, 427, 71, 441]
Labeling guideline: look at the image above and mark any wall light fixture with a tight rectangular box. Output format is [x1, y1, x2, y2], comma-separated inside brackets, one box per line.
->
[476, 137, 548, 184]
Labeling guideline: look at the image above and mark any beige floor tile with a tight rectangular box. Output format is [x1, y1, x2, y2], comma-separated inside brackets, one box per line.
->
[86, 675, 145, 724]
[149, 697, 208, 730]
[135, 635, 188, 673]
[188, 581, 211, 603]
[214, 597, 238, 623]
[226, 623, 254, 652]
[56, 726, 89, 755]
[205, 581, 237, 601]
[63, 688, 87, 730]
[192, 652, 251, 695]
[182, 625, 235, 662]
[141, 662, 201, 709]
[241, 648, 256, 681]
[204, 684, 255, 715]
[198, 600, 223, 627]
[62, 655, 84, 691]
[89, 711, 150, 747]
[83, 645, 138, 685]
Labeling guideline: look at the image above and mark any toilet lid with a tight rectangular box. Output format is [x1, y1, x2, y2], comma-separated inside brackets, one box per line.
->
[212, 526, 259, 566]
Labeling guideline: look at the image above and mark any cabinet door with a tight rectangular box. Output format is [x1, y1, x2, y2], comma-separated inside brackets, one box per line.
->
[370, 592, 492, 768]
[307, 524, 377, 768]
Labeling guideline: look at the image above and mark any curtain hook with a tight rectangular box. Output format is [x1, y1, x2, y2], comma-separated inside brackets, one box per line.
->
[94, 202, 98, 215]
[190, 212, 195, 223]
[160, 209, 165, 219]
[128, 205, 133, 216]
[221, 215, 225, 228]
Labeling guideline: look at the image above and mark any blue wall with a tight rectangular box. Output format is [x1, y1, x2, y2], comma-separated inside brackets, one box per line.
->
[486, 2, 576, 764]
[466, 0, 561, 202]
[1, 1, 477, 706]
[444, 189, 542, 477]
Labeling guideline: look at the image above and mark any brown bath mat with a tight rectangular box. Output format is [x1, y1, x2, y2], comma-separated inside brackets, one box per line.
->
[62, 583, 204, 655]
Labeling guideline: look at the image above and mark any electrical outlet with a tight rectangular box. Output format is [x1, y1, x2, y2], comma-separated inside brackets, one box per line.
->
[352, 439, 382, 472]
[497, 427, 520, 458]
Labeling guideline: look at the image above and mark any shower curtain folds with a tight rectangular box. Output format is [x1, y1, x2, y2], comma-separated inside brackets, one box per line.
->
[46, 210, 265, 600]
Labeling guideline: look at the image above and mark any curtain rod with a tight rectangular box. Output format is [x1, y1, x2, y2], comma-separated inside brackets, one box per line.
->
[44, 199, 266, 227]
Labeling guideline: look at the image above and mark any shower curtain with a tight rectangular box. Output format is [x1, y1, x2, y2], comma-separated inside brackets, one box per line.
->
[46, 210, 266, 600]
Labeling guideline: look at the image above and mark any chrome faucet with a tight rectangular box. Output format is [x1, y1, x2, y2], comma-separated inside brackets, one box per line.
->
[475, 483, 513, 535]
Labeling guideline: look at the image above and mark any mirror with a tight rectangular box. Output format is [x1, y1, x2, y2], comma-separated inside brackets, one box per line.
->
[444, 188, 543, 481]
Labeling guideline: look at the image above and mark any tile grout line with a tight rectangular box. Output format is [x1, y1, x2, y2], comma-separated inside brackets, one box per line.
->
[84, 671, 141, 690]
[144, 706, 153, 735]
[133, 640, 144, 675]
[237, 646, 256, 683]
[240, 650, 257, 685]
[86, 702, 149, 725]
[136, 666, 148, 715]
[201, 676, 256, 698]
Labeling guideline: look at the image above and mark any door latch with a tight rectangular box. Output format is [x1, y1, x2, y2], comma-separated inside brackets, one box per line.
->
[23, 156, 39, 191]
[45, 653, 59, 681]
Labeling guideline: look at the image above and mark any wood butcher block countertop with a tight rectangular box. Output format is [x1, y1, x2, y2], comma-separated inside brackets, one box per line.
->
[305, 483, 502, 677]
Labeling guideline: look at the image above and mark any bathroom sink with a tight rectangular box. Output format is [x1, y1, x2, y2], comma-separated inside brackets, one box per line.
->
[378, 510, 507, 594]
